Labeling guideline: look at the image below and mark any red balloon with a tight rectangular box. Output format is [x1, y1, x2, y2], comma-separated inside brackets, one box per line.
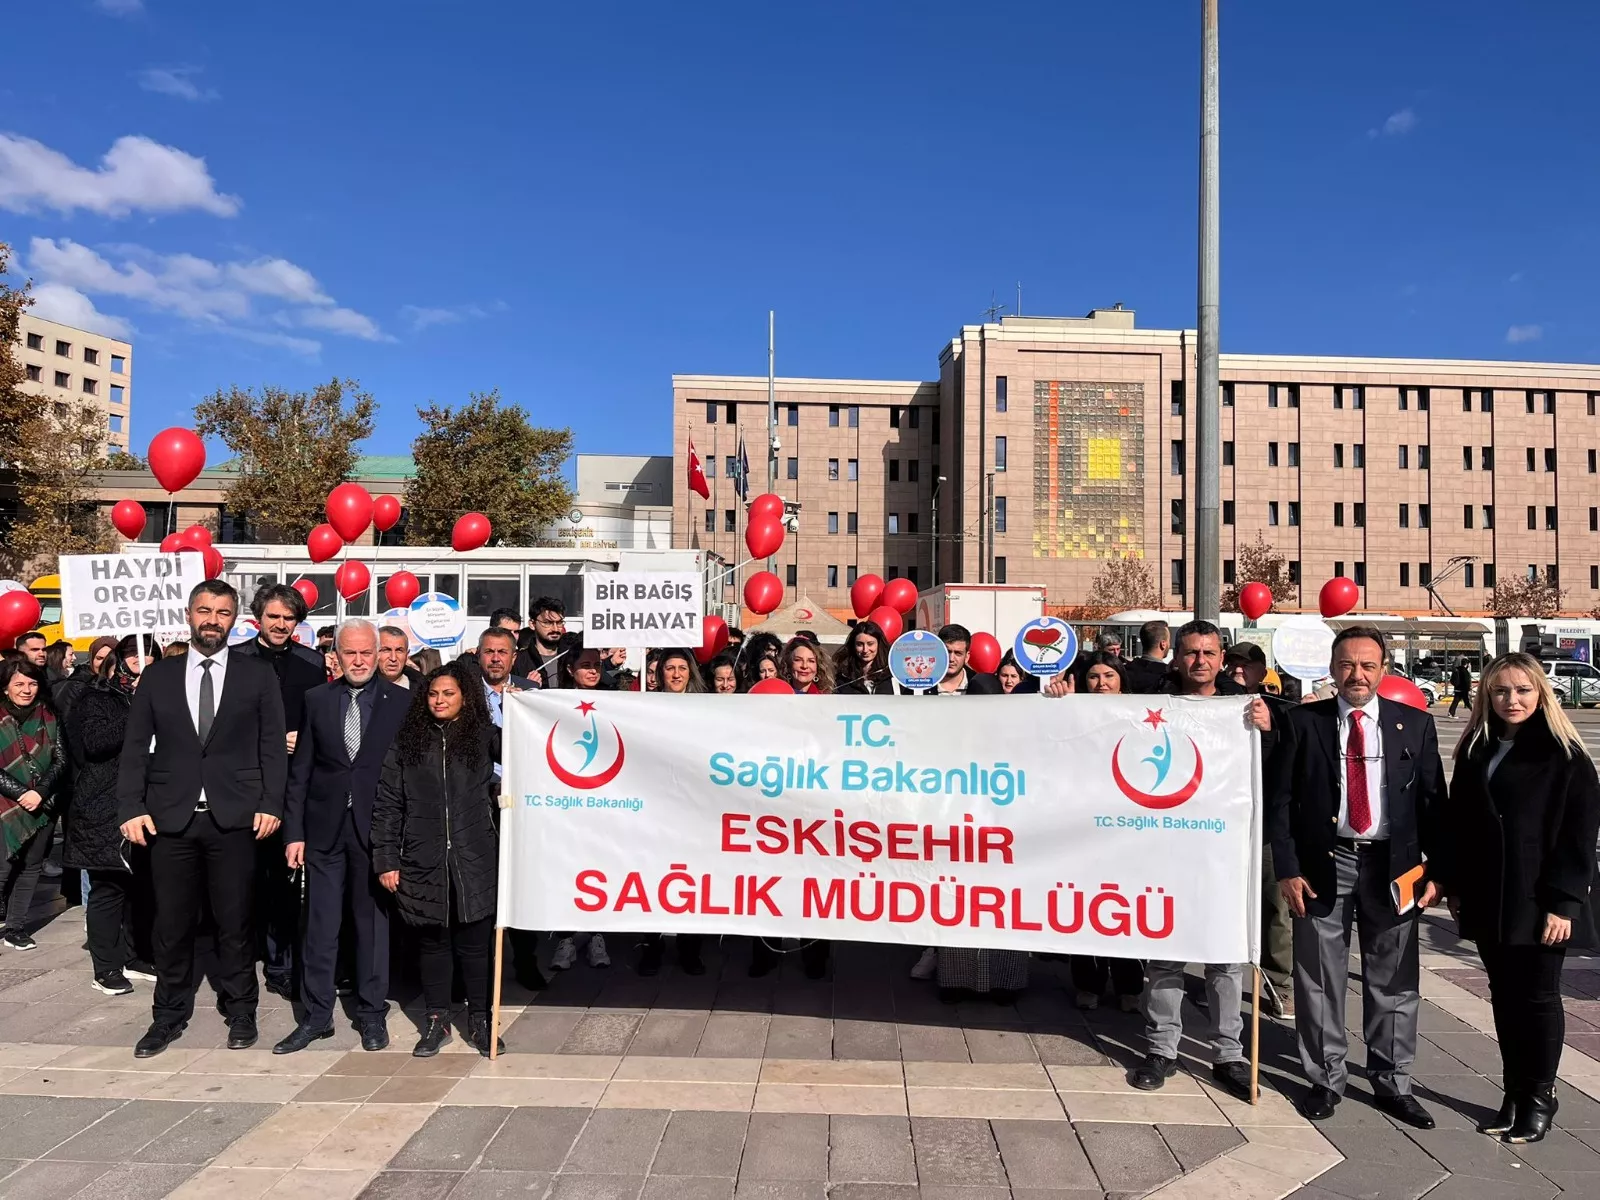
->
[743, 570, 784, 616]
[292, 579, 320, 610]
[867, 605, 903, 643]
[749, 493, 785, 523]
[326, 483, 375, 543]
[967, 632, 1002, 675]
[335, 560, 371, 601]
[696, 615, 730, 664]
[1239, 581, 1272, 621]
[1319, 576, 1360, 619]
[307, 524, 343, 564]
[1378, 674, 1430, 710]
[110, 499, 146, 539]
[452, 512, 492, 552]
[373, 494, 403, 533]
[744, 518, 784, 560]
[159, 533, 184, 553]
[180, 525, 211, 551]
[202, 546, 225, 578]
[851, 573, 885, 619]
[0, 590, 41, 639]
[384, 570, 420, 610]
[748, 678, 794, 695]
[148, 428, 206, 493]
[882, 577, 918, 615]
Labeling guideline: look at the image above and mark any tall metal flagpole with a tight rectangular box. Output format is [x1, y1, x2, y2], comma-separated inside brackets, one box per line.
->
[1194, 0, 1221, 622]
[767, 311, 777, 573]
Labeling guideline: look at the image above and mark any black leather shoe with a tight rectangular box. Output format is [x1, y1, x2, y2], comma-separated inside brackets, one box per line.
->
[1129, 1053, 1178, 1091]
[263, 975, 294, 1002]
[1300, 1085, 1340, 1121]
[360, 1023, 390, 1052]
[637, 943, 663, 977]
[272, 1022, 334, 1055]
[1377, 1094, 1436, 1130]
[413, 1013, 451, 1058]
[1211, 1060, 1253, 1103]
[468, 1013, 505, 1057]
[678, 952, 706, 976]
[226, 1014, 259, 1050]
[1478, 1090, 1521, 1136]
[134, 1021, 185, 1058]
[515, 965, 549, 991]
[1503, 1085, 1557, 1144]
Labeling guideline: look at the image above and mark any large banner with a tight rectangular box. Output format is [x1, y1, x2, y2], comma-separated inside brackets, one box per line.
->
[59, 551, 205, 639]
[500, 692, 1261, 964]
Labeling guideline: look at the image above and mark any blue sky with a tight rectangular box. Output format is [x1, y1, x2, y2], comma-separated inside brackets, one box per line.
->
[4, 1, 1597, 461]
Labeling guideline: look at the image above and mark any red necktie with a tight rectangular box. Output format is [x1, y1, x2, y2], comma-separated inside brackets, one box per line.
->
[1346, 710, 1372, 835]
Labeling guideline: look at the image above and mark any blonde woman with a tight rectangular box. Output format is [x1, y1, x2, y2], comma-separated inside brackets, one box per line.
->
[1436, 652, 1600, 1144]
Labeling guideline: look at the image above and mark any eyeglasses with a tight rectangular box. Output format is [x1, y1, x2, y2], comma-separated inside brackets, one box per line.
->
[534, 616, 566, 628]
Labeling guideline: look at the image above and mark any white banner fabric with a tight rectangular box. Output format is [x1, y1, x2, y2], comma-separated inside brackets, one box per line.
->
[500, 692, 1261, 964]
[59, 551, 205, 639]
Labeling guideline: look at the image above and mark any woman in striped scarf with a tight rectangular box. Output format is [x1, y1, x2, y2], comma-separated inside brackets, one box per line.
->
[0, 660, 65, 951]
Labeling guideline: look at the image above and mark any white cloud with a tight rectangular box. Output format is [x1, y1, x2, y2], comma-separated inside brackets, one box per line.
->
[1506, 324, 1543, 344]
[94, 0, 143, 15]
[224, 258, 332, 305]
[0, 133, 239, 218]
[221, 328, 322, 358]
[400, 301, 505, 332]
[295, 306, 390, 341]
[137, 66, 219, 103]
[1368, 107, 1417, 138]
[28, 283, 133, 339]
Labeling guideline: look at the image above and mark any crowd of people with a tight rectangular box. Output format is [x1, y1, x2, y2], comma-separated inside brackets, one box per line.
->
[0, 592, 1593, 1145]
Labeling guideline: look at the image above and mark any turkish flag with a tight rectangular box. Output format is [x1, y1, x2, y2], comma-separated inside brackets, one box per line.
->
[687, 437, 711, 500]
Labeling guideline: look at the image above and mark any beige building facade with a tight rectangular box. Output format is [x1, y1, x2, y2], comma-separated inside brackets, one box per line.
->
[673, 309, 1600, 618]
[16, 313, 132, 455]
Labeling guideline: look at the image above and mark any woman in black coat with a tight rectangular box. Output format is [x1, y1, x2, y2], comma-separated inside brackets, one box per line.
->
[1436, 651, 1600, 1144]
[372, 660, 503, 1058]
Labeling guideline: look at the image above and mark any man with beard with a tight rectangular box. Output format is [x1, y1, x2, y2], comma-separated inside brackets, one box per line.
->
[117, 580, 288, 1058]
[233, 583, 326, 999]
[513, 596, 566, 687]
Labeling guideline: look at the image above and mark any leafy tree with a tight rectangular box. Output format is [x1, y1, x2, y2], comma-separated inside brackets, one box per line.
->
[194, 378, 375, 543]
[1072, 554, 1159, 620]
[103, 450, 146, 471]
[405, 390, 573, 546]
[1220, 532, 1298, 611]
[1491, 569, 1564, 618]
[0, 241, 30, 451]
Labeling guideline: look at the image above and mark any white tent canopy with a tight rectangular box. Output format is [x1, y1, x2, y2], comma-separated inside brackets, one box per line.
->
[748, 595, 853, 643]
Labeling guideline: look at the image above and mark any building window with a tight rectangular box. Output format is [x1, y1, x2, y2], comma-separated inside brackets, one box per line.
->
[1483, 563, 1496, 588]
[1352, 444, 1365, 468]
[1287, 384, 1300, 408]
[1268, 442, 1279, 467]
[1333, 388, 1343, 410]
[1592, 394, 1599, 416]
[786, 457, 798, 480]
[786, 404, 799, 426]
[1482, 446, 1494, 470]
[1334, 444, 1345, 468]
[1222, 500, 1234, 525]
[704, 401, 717, 423]
[1526, 448, 1536, 472]
[889, 460, 900, 482]
[1333, 502, 1344, 527]
[847, 512, 858, 534]
[1484, 505, 1495, 529]
[995, 496, 1008, 533]
[1418, 444, 1430, 470]
[1223, 559, 1236, 584]
[1591, 507, 1598, 533]
[1354, 561, 1367, 586]
[1288, 442, 1300, 467]
[1464, 563, 1474, 588]
[1482, 390, 1494, 412]
[108, 413, 124, 434]
[25, 365, 39, 382]
[847, 406, 859, 428]
[110, 385, 124, 405]
[847, 565, 858, 586]
[828, 458, 839, 480]
[1171, 559, 1185, 594]
[1545, 448, 1557, 472]
[1222, 441, 1234, 466]
[828, 512, 839, 535]
[704, 510, 715, 533]
[80, 377, 96, 396]
[54, 371, 70, 387]
[1399, 504, 1410, 528]
[1464, 505, 1474, 529]
[1462, 446, 1473, 471]
[1268, 385, 1280, 409]
[1400, 563, 1410, 587]
[847, 459, 858, 481]
[1419, 504, 1430, 528]
[25, 333, 41, 350]
[909, 407, 920, 428]
[1171, 440, 1185, 476]
[994, 557, 1007, 585]
[724, 510, 736, 533]
[1170, 499, 1183, 534]
[1353, 503, 1365, 527]
[1548, 565, 1559, 587]
[1171, 385, 1184, 417]
[907, 565, 919, 585]
[888, 514, 899, 534]
[828, 405, 839, 427]
[1398, 445, 1409, 469]
[55, 340, 71, 357]
[827, 565, 838, 588]
[1334, 560, 1345, 579]
[1398, 389, 1408, 411]
[1288, 501, 1300, 526]
[111, 355, 125, 374]
[1419, 562, 1432, 588]
[994, 436, 1007, 471]
[1590, 449, 1597, 473]
[82, 347, 98, 366]
[1462, 391, 1471, 412]
[908, 460, 920, 482]
[1221, 383, 1234, 407]
[1417, 387, 1430, 410]
[1335, 385, 1364, 409]
[725, 403, 736, 423]
[907, 513, 919, 534]
[996, 376, 1008, 413]
[786, 564, 797, 588]
[1528, 505, 1538, 531]
[889, 406, 901, 428]
[1547, 506, 1559, 531]
[1269, 502, 1280, 526]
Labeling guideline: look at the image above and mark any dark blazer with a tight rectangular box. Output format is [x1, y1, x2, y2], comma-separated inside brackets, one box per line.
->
[284, 677, 411, 852]
[233, 635, 328, 736]
[1434, 713, 1600, 947]
[1124, 657, 1173, 695]
[63, 683, 134, 871]
[116, 651, 289, 832]
[514, 645, 561, 689]
[1268, 695, 1446, 901]
[919, 670, 1003, 696]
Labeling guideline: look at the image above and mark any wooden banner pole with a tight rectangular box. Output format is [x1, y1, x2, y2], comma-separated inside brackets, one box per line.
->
[490, 926, 505, 1062]
[1249, 965, 1262, 1105]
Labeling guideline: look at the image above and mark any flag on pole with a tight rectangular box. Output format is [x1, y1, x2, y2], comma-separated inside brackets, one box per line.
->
[734, 434, 750, 501]
[687, 437, 710, 500]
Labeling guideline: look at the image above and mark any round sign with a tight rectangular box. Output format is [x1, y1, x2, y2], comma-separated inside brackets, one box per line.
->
[409, 591, 465, 649]
[293, 622, 316, 649]
[888, 629, 949, 692]
[1272, 614, 1336, 682]
[1012, 616, 1079, 677]
[382, 607, 423, 655]
[228, 618, 260, 646]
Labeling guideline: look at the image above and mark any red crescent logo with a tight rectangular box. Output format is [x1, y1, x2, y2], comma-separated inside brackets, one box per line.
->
[545, 722, 626, 789]
[1110, 736, 1204, 810]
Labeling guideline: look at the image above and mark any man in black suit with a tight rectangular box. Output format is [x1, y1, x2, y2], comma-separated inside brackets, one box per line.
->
[1269, 625, 1446, 1128]
[926, 625, 1003, 696]
[233, 582, 327, 1000]
[513, 596, 567, 687]
[276, 619, 409, 1053]
[118, 579, 288, 1058]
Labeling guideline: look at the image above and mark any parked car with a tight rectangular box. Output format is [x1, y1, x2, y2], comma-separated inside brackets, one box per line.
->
[1541, 658, 1600, 708]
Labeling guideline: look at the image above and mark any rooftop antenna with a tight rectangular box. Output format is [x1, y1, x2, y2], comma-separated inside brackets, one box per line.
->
[1016, 281, 1023, 316]
[982, 291, 1009, 324]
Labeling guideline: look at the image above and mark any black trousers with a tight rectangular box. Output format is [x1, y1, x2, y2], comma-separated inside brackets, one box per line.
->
[1480, 941, 1567, 1090]
[750, 937, 829, 975]
[1071, 956, 1146, 998]
[417, 913, 495, 1015]
[302, 809, 389, 1030]
[256, 832, 298, 986]
[1, 822, 52, 935]
[86, 869, 137, 976]
[150, 811, 259, 1025]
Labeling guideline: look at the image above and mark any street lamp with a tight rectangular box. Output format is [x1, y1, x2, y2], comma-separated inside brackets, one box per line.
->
[931, 474, 946, 587]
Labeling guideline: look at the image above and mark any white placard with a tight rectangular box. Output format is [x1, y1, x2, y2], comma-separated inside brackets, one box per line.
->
[409, 592, 466, 650]
[59, 551, 205, 638]
[1272, 615, 1337, 682]
[583, 571, 704, 648]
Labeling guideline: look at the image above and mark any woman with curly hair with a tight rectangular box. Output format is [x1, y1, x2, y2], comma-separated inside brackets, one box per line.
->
[737, 633, 784, 693]
[372, 661, 504, 1057]
[833, 621, 894, 694]
[0, 660, 65, 951]
[779, 638, 834, 695]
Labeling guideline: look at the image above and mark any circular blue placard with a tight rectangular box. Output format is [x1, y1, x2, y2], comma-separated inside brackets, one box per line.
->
[1012, 616, 1079, 677]
[888, 629, 950, 692]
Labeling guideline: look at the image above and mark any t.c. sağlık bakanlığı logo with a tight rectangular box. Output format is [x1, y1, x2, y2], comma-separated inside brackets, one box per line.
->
[545, 701, 626, 789]
[1111, 708, 1204, 810]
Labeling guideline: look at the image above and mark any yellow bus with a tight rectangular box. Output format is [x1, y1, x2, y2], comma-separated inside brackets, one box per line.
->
[28, 574, 98, 651]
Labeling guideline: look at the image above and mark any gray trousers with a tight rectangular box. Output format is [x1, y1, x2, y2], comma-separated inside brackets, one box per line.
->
[1293, 843, 1420, 1098]
[1143, 961, 1245, 1064]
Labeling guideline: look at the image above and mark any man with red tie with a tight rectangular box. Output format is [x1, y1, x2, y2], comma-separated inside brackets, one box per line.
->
[1268, 626, 1447, 1128]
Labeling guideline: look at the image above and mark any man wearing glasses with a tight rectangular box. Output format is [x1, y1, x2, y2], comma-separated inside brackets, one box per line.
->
[515, 597, 568, 687]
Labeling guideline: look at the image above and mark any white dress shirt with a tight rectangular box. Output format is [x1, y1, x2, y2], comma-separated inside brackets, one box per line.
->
[186, 646, 229, 809]
[1336, 694, 1388, 839]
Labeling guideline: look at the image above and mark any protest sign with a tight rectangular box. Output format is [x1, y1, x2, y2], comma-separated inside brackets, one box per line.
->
[583, 572, 703, 648]
[500, 692, 1261, 964]
[408, 592, 465, 649]
[59, 551, 205, 638]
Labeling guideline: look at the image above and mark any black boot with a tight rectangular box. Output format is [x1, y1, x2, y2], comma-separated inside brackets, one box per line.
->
[1477, 1080, 1521, 1136]
[469, 1012, 505, 1057]
[1503, 1084, 1557, 1144]
[412, 1012, 451, 1058]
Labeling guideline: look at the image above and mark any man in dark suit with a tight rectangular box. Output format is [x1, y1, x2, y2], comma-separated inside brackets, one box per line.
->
[513, 596, 567, 687]
[926, 625, 1003, 696]
[233, 582, 327, 1000]
[276, 619, 409, 1053]
[377, 625, 425, 690]
[1269, 625, 1446, 1128]
[118, 579, 288, 1058]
